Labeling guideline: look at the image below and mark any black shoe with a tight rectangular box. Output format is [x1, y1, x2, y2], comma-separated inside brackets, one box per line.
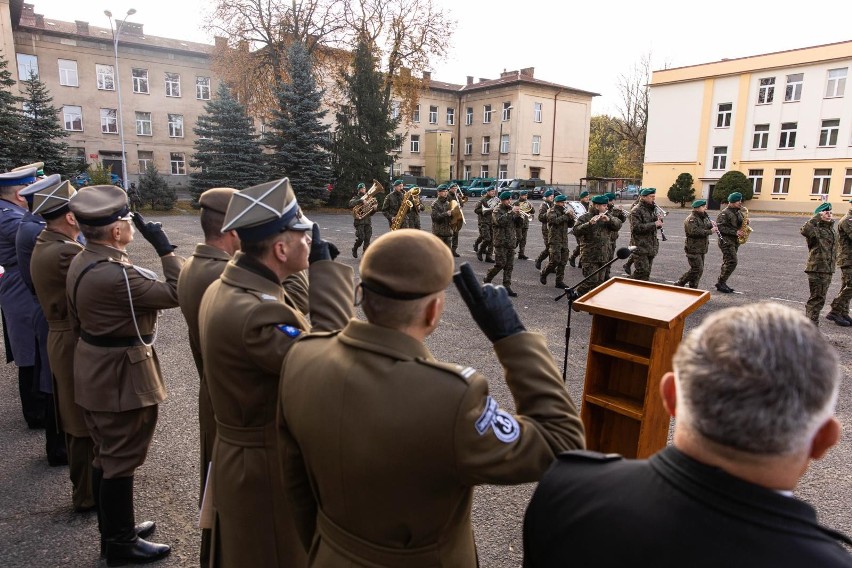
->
[518, 254, 528, 260]
[715, 282, 732, 293]
[47, 450, 68, 467]
[672, 281, 685, 288]
[476, 252, 483, 262]
[451, 250, 460, 258]
[622, 263, 631, 275]
[577, 261, 582, 269]
[826, 312, 852, 327]
[540, 272, 548, 285]
[101, 522, 155, 558]
[485, 256, 495, 263]
[844, 314, 852, 325]
[568, 257, 576, 268]
[101, 476, 169, 566]
[555, 281, 566, 289]
[352, 247, 358, 258]
[534, 258, 542, 270]
[505, 286, 518, 297]
[106, 537, 171, 567]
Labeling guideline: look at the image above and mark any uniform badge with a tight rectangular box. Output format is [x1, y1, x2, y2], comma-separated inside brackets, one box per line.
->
[474, 396, 520, 443]
[276, 324, 301, 337]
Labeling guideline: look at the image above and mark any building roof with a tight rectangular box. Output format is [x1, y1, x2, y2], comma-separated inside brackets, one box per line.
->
[427, 69, 599, 98]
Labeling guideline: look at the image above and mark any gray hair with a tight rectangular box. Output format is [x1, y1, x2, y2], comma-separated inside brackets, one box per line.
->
[672, 302, 840, 455]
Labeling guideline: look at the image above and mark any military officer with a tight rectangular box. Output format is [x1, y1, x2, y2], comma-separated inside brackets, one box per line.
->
[474, 186, 497, 263]
[573, 195, 623, 296]
[534, 189, 556, 270]
[568, 190, 590, 268]
[381, 179, 406, 229]
[629, 188, 663, 281]
[540, 194, 576, 288]
[29, 178, 96, 510]
[514, 190, 531, 259]
[277, 231, 585, 567]
[198, 178, 353, 568]
[828, 198, 852, 325]
[801, 203, 840, 326]
[603, 193, 627, 280]
[484, 191, 522, 297]
[347, 182, 374, 258]
[67, 185, 179, 564]
[448, 183, 465, 257]
[715, 192, 745, 293]
[430, 185, 453, 249]
[674, 199, 715, 288]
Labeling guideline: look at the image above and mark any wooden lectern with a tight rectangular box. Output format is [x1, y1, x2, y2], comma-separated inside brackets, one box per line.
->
[573, 277, 709, 459]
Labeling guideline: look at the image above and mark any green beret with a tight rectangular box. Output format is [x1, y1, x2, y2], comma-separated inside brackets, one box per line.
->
[591, 195, 609, 204]
[449, 183, 459, 189]
[579, 190, 590, 198]
[639, 188, 656, 196]
[357, 182, 365, 189]
[814, 202, 832, 214]
[727, 192, 742, 202]
[606, 192, 617, 201]
[543, 189, 554, 197]
[499, 191, 512, 200]
[360, 229, 454, 299]
[393, 179, 404, 186]
[692, 199, 707, 208]
[554, 194, 567, 202]
[199, 187, 237, 215]
[520, 190, 528, 196]
[438, 186, 448, 192]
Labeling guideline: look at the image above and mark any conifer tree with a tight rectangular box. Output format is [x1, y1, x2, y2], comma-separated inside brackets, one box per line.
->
[18, 73, 75, 177]
[265, 41, 331, 203]
[138, 163, 177, 210]
[0, 53, 24, 171]
[190, 82, 267, 205]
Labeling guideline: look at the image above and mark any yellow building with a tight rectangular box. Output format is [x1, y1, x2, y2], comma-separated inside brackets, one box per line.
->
[644, 41, 852, 212]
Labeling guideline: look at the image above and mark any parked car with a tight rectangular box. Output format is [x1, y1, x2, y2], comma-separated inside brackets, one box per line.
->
[72, 172, 123, 188]
[508, 178, 546, 198]
[399, 174, 438, 198]
[621, 186, 640, 199]
[464, 177, 497, 197]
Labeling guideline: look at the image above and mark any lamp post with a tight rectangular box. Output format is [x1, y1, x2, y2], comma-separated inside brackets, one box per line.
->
[495, 105, 513, 186]
[104, 8, 136, 192]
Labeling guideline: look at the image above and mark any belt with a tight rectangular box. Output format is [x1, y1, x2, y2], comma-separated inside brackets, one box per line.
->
[80, 330, 153, 347]
[215, 419, 268, 448]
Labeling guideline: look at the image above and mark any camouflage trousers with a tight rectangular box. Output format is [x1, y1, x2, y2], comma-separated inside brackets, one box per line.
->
[485, 246, 515, 286]
[806, 271, 834, 323]
[569, 234, 581, 262]
[677, 253, 705, 288]
[451, 229, 460, 252]
[543, 242, 570, 284]
[353, 224, 372, 253]
[632, 253, 655, 281]
[577, 261, 605, 296]
[515, 226, 528, 256]
[477, 223, 493, 256]
[718, 241, 739, 284]
[830, 266, 852, 316]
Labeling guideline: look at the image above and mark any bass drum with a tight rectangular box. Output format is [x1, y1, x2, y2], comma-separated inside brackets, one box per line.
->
[567, 201, 587, 218]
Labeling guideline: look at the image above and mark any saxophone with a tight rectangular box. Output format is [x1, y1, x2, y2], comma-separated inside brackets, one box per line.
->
[390, 187, 420, 231]
[737, 206, 753, 245]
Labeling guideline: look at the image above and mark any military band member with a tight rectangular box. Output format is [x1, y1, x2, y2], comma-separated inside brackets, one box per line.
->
[277, 231, 584, 567]
[447, 183, 465, 257]
[629, 188, 663, 281]
[484, 191, 522, 297]
[347, 182, 374, 258]
[673, 199, 713, 288]
[475, 186, 497, 263]
[828, 198, 852, 325]
[801, 203, 840, 327]
[67, 185, 179, 565]
[568, 190, 590, 268]
[603, 193, 627, 280]
[622, 193, 642, 275]
[198, 178, 353, 568]
[534, 189, 556, 270]
[430, 185, 453, 249]
[540, 194, 576, 289]
[407, 186, 424, 230]
[715, 192, 745, 293]
[514, 190, 531, 260]
[381, 179, 406, 229]
[573, 195, 623, 296]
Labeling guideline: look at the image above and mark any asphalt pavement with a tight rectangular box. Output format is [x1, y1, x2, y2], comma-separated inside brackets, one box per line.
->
[0, 203, 849, 566]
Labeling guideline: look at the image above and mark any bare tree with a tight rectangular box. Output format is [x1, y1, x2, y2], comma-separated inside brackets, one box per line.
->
[614, 52, 651, 180]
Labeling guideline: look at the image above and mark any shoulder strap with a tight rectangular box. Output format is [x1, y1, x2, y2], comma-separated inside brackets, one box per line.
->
[71, 259, 110, 312]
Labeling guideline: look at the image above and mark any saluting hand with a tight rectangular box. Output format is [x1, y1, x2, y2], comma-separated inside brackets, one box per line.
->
[308, 223, 339, 264]
[453, 263, 525, 342]
[132, 212, 176, 256]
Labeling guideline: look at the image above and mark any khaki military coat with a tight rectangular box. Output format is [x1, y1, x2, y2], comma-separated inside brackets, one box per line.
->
[537, 201, 551, 241]
[683, 212, 714, 255]
[431, 197, 453, 237]
[574, 211, 623, 263]
[838, 212, 852, 268]
[278, 320, 585, 567]
[801, 216, 837, 273]
[716, 206, 743, 244]
[29, 228, 88, 437]
[198, 254, 353, 568]
[492, 203, 521, 248]
[545, 204, 575, 246]
[629, 202, 660, 256]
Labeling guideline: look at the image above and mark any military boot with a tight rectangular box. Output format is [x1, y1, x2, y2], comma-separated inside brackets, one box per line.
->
[518, 252, 528, 260]
[484, 254, 495, 263]
[352, 246, 358, 258]
[102, 476, 169, 567]
[505, 286, 518, 297]
[826, 312, 852, 327]
[554, 281, 566, 289]
[451, 248, 460, 258]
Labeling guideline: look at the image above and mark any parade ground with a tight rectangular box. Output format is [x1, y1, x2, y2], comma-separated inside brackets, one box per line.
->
[1, 205, 850, 566]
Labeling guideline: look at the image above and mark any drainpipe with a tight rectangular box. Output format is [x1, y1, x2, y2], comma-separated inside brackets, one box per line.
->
[549, 89, 563, 184]
[456, 91, 463, 180]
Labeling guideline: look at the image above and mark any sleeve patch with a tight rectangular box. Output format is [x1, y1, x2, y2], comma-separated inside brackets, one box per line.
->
[474, 396, 521, 443]
[276, 324, 301, 337]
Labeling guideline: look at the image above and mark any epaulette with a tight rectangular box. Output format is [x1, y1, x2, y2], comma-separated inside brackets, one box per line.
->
[247, 290, 281, 302]
[557, 450, 623, 463]
[107, 257, 134, 269]
[295, 330, 339, 342]
[414, 358, 477, 382]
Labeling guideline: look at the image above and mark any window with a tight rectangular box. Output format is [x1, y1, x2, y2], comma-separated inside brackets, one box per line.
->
[825, 68, 847, 98]
[502, 102, 512, 121]
[465, 107, 473, 125]
[481, 136, 490, 154]
[429, 105, 438, 124]
[752, 124, 769, 149]
[16, 53, 38, 79]
[500, 134, 510, 153]
[772, 169, 791, 194]
[785, 73, 803, 102]
[748, 169, 764, 195]
[819, 119, 840, 147]
[712, 146, 727, 170]
[498, 165, 507, 179]
[450, 137, 455, 155]
[196, 76, 211, 100]
[844, 168, 852, 196]
[135, 111, 152, 136]
[165, 72, 181, 97]
[58, 59, 78, 86]
[480, 165, 489, 178]
[483, 104, 493, 124]
[532, 135, 541, 155]
[463, 165, 471, 180]
[96, 64, 115, 90]
[410, 134, 420, 153]
[63, 105, 83, 131]
[757, 77, 775, 104]
[779, 122, 797, 149]
[138, 151, 154, 173]
[393, 134, 402, 152]
[390, 101, 400, 120]
[464, 137, 472, 155]
[812, 169, 832, 195]
[132, 68, 149, 94]
[716, 103, 732, 128]
[446, 107, 455, 126]
[534, 102, 542, 123]
[170, 152, 186, 175]
[100, 108, 118, 134]
[449, 165, 454, 179]
[413, 104, 420, 123]
[168, 114, 184, 138]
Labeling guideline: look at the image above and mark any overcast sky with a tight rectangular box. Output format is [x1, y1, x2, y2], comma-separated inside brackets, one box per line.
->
[28, 0, 851, 115]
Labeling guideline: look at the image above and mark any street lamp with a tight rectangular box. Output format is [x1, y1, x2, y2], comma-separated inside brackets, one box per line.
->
[104, 8, 136, 192]
[495, 105, 513, 186]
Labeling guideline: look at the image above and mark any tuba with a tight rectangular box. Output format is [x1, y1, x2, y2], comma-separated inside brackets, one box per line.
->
[517, 200, 534, 221]
[482, 195, 500, 214]
[352, 179, 384, 220]
[390, 187, 420, 231]
[737, 206, 753, 245]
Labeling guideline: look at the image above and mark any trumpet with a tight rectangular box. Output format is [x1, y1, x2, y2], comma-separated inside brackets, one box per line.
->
[352, 179, 384, 220]
[654, 204, 668, 242]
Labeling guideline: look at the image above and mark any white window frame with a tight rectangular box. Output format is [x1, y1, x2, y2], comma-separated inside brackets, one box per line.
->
[779, 122, 797, 149]
[428, 105, 438, 124]
[58, 59, 78, 87]
[465, 107, 473, 125]
[135, 111, 152, 136]
[500, 134, 510, 154]
[393, 134, 402, 152]
[480, 165, 489, 178]
[716, 103, 732, 128]
[498, 165, 508, 179]
[138, 151, 154, 173]
[412, 104, 420, 123]
[96, 64, 115, 91]
[132, 68, 149, 94]
[16, 53, 38, 79]
[481, 136, 490, 154]
[464, 137, 472, 155]
[170, 152, 186, 175]
[463, 165, 471, 180]
[165, 72, 181, 97]
[446, 107, 455, 126]
[532, 135, 541, 155]
[534, 102, 542, 123]
[844, 168, 852, 196]
[811, 169, 832, 195]
[410, 134, 420, 153]
[483, 104, 493, 124]
[450, 137, 455, 155]
[63, 105, 83, 131]
[711, 146, 727, 170]
[502, 102, 511, 122]
[748, 169, 763, 195]
[825, 68, 847, 98]
[757, 77, 775, 104]
[752, 124, 769, 150]
[772, 169, 791, 195]
[100, 108, 118, 134]
[196, 76, 211, 100]
[819, 119, 840, 147]
[785, 73, 803, 102]
[168, 114, 184, 138]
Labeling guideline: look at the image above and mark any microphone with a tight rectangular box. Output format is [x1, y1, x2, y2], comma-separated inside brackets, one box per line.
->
[616, 246, 635, 259]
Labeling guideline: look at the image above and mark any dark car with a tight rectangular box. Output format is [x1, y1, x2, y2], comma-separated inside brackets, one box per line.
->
[508, 178, 547, 198]
[400, 174, 438, 198]
[72, 172, 123, 189]
[464, 178, 497, 197]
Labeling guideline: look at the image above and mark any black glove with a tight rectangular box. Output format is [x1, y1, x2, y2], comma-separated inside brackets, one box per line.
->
[132, 212, 176, 256]
[309, 224, 339, 264]
[453, 262, 525, 342]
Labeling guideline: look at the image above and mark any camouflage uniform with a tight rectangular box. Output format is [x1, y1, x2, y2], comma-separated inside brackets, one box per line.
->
[534, 200, 552, 268]
[829, 211, 852, 319]
[381, 189, 408, 229]
[568, 200, 589, 265]
[348, 194, 374, 256]
[430, 195, 454, 249]
[407, 194, 424, 230]
[474, 195, 496, 260]
[448, 188, 465, 254]
[573, 209, 623, 295]
[604, 203, 627, 279]
[629, 201, 660, 281]
[676, 211, 714, 288]
[485, 203, 521, 287]
[716, 205, 743, 286]
[801, 215, 837, 324]
[513, 197, 531, 259]
[541, 203, 576, 287]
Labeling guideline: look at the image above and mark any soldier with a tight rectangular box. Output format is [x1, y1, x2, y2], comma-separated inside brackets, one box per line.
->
[67, 185, 179, 564]
[175, 187, 239, 567]
[430, 185, 453, 250]
[381, 179, 406, 229]
[484, 191, 522, 297]
[540, 194, 576, 288]
[514, 190, 531, 259]
[603, 192, 627, 280]
[0, 165, 45, 429]
[800, 202, 840, 327]
[573, 195, 623, 296]
[447, 183, 465, 257]
[198, 178, 353, 568]
[629, 188, 663, 281]
[347, 182, 373, 258]
[622, 193, 642, 275]
[277, 231, 585, 567]
[474, 186, 497, 263]
[715, 191, 745, 293]
[828, 198, 852, 325]
[407, 186, 425, 230]
[568, 190, 590, 268]
[534, 189, 556, 270]
[674, 199, 715, 288]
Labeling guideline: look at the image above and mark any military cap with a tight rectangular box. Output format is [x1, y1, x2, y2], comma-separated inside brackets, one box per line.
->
[605, 192, 617, 201]
[591, 195, 609, 204]
[13, 161, 45, 176]
[543, 189, 554, 197]
[554, 194, 568, 202]
[814, 202, 832, 214]
[69, 185, 132, 226]
[449, 182, 459, 189]
[32, 179, 76, 218]
[639, 188, 656, 196]
[0, 166, 38, 187]
[221, 178, 312, 241]
[520, 190, 528, 196]
[357, 182, 366, 190]
[728, 192, 743, 203]
[499, 191, 512, 200]
[579, 190, 590, 198]
[198, 187, 237, 215]
[19, 173, 62, 205]
[438, 186, 448, 192]
[393, 179, 404, 186]
[360, 229, 453, 300]
[692, 199, 707, 208]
